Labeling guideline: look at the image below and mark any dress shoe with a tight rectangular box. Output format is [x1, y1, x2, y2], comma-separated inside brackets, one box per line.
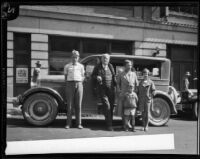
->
[107, 127, 113, 131]
[65, 125, 70, 129]
[124, 128, 129, 132]
[78, 125, 83, 129]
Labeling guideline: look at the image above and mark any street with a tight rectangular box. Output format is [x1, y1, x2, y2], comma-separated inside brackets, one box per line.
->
[6, 113, 197, 155]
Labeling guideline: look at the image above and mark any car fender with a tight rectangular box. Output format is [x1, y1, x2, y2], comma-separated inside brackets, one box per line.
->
[20, 87, 66, 110]
[154, 90, 177, 115]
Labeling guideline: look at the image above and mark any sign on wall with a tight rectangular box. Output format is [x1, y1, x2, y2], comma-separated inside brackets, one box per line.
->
[16, 67, 28, 83]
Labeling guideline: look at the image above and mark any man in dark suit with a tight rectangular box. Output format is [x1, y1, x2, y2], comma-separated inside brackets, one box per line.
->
[92, 54, 117, 131]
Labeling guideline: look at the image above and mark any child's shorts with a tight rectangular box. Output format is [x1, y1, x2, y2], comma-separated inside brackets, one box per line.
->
[124, 108, 136, 116]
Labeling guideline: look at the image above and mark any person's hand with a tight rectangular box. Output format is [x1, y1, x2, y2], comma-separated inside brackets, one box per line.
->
[152, 91, 156, 97]
[97, 76, 102, 82]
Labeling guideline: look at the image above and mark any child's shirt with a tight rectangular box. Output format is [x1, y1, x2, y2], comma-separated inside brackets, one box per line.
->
[123, 92, 138, 109]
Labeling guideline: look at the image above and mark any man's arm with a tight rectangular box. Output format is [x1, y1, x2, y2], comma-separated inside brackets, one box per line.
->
[151, 81, 156, 96]
[64, 65, 68, 81]
[116, 73, 121, 94]
[91, 64, 98, 80]
[81, 64, 85, 81]
[134, 73, 139, 93]
[135, 93, 138, 103]
[109, 64, 117, 86]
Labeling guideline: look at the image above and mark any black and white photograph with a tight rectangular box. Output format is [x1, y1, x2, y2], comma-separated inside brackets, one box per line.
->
[2, 1, 199, 157]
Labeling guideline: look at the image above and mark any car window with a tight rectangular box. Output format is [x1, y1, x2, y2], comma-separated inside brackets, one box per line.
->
[84, 57, 100, 77]
[110, 58, 124, 75]
[110, 58, 161, 79]
[134, 60, 161, 79]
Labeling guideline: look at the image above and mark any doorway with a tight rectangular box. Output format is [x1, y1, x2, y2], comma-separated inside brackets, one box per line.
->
[14, 33, 31, 96]
[167, 44, 198, 91]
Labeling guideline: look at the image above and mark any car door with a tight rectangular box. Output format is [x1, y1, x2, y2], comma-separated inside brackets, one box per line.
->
[82, 57, 101, 115]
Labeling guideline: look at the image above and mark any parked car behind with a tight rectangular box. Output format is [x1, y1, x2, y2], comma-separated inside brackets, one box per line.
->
[13, 55, 178, 126]
[176, 89, 198, 119]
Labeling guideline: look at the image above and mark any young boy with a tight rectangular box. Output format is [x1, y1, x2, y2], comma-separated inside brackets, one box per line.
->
[122, 83, 138, 132]
[138, 68, 156, 132]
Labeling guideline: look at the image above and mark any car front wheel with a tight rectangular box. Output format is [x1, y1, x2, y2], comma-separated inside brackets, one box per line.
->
[22, 93, 58, 126]
[149, 97, 171, 126]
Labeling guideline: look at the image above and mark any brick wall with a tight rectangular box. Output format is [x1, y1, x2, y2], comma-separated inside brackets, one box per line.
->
[31, 34, 49, 77]
[134, 41, 166, 57]
[7, 32, 14, 97]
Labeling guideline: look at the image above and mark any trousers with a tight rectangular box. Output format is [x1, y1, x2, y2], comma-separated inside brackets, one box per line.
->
[66, 81, 83, 126]
[142, 101, 151, 128]
[99, 84, 115, 127]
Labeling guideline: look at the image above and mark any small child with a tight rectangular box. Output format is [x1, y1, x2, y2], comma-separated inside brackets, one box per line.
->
[138, 68, 156, 132]
[122, 83, 138, 132]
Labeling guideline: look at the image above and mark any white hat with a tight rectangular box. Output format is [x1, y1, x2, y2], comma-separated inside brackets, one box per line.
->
[72, 50, 80, 57]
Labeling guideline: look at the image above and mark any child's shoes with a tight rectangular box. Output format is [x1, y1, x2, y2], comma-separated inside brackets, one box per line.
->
[144, 127, 148, 132]
[123, 126, 129, 132]
[132, 126, 136, 132]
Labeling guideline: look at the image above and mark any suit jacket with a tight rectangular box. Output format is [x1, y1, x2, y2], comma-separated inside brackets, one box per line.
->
[92, 63, 117, 88]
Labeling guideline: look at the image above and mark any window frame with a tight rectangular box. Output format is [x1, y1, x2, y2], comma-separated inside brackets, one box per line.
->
[48, 35, 134, 75]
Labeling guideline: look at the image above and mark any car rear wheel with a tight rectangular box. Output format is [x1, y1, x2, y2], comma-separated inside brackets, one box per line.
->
[192, 102, 198, 120]
[149, 97, 171, 126]
[22, 93, 58, 126]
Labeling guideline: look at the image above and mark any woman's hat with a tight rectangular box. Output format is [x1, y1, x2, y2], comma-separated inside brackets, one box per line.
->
[35, 61, 41, 66]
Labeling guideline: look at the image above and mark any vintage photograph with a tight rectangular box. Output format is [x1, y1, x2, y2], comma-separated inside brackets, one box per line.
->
[3, 2, 199, 156]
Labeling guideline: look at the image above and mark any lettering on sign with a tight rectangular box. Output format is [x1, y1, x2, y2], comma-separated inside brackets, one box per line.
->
[16, 68, 28, 83]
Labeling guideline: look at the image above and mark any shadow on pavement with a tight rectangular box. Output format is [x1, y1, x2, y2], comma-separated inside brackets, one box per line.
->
[170, 113, 197, 121]
[7, 117, 144, 131]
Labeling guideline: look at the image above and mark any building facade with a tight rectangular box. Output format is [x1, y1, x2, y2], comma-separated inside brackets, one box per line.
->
[7, 6, 198, 97]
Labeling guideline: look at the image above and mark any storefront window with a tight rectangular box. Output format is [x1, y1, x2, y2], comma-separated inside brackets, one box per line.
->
[171, 46, 194, 61]
[50, 36, 79, 52]
[49, 36, 133, 75]
[49, 36, 80, 75]
[111, 40, 132, 54]
[15, 33, 30, 51]
[83, 39, 108, 54]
